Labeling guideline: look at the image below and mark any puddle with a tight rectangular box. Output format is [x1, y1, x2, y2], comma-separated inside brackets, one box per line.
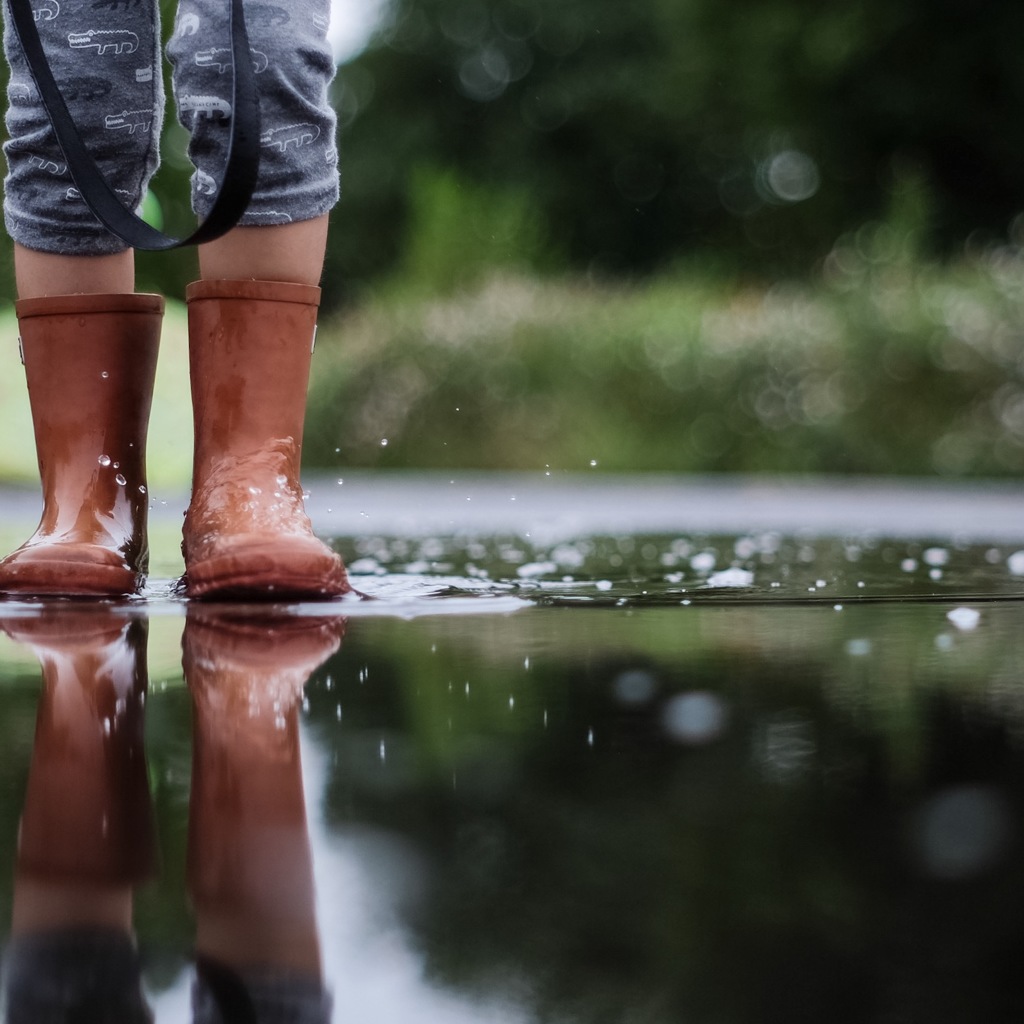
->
[338, 532, 1024, 606]
[0, 525, 1023, 1020]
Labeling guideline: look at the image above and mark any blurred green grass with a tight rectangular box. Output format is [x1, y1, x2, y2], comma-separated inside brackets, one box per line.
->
[306, 240, 1024, 478]
[0, 240, 1022, 489]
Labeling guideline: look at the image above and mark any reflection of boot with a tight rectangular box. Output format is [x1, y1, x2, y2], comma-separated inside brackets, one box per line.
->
[181, 280, 348, 600]
[7, 609, 156, 899]
[0, 294, 163, 596]
[3, 607, 154, 1022]
[184, 607, 342, 980]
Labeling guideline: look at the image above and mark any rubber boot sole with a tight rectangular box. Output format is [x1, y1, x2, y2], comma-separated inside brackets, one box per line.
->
[0, 546, 140, 597]
[183, 538, 348, 601]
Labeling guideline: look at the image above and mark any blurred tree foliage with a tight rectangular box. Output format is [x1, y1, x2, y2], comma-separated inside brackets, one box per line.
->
[1, 0, 1021, 308]
[326, 0, 1024, 302]
[306, 240, 1024, 477]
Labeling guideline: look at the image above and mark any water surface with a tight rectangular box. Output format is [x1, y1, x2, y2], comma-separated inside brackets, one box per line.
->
[1, 477, 1024, 1021]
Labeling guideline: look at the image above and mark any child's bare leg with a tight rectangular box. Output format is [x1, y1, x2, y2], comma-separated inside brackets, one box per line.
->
[197, 215, 329, 287]
[13, 244, 135, 299]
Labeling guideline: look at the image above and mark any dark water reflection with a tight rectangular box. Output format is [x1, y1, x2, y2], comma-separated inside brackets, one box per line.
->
[1, 590, 1024, 1021]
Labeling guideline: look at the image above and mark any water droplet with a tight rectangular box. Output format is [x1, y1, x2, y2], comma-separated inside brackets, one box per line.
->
[707, 567, 754, 588]
[690, 551, 716, 572]
[138, 485, 147, 494]
[590, 459, 598, 467]
[248, 486, 261, 496]
[380, 438, 389, 447]
[100, 371, 109, 379]
[98, 455, 111, 467]
[115, 473, 126, 486]
[947, 606, 981, 631]
[276, 474, 288, 487]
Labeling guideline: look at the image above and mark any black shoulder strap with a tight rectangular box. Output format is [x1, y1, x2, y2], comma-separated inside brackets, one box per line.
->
[5, 0, 261, 250]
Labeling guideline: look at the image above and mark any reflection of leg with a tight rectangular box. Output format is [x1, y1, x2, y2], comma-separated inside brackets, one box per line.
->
[3, 610, 154, 1023]
[184, 608, 341, 978]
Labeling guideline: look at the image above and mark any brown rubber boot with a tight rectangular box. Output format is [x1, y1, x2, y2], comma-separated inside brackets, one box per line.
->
[182, 279, 348, 600]
[0, 293, 163, 597]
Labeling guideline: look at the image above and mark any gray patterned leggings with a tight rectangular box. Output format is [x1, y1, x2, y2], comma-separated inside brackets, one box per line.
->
[3, 0, 338, 255]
